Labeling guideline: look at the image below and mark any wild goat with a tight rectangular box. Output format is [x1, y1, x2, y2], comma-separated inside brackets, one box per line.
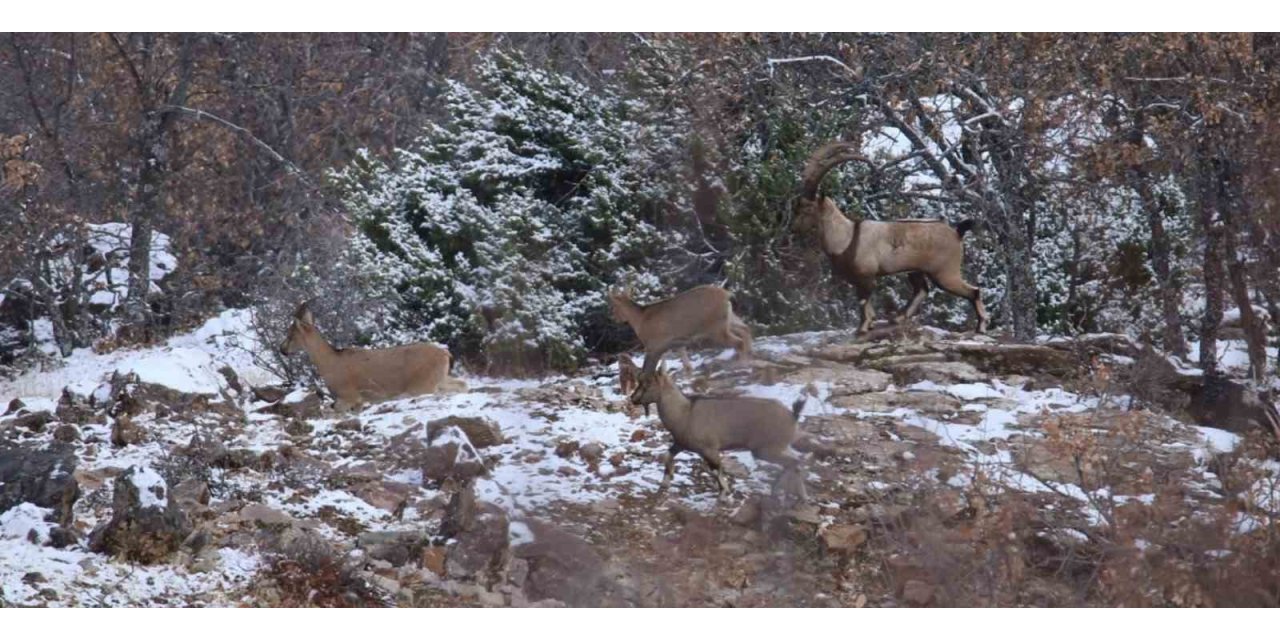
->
[630, 365, 807, 500]
[794, 141, 989, 334]
[617, 354, 640, 396]
[279, 303, 464, 411]
[608, 284, 752, 376]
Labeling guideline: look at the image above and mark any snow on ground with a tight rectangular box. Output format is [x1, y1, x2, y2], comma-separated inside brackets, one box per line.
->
[0, 308, 271, 401]
[1, 311, 1273, 606]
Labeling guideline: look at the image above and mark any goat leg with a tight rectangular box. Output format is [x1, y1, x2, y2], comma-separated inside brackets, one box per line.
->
[658, 444, 683, 494]
[701, 452, 731, 497]
[680, 348, 695, 377]
[897, 272, 930, 324]
[715, 468, 731, 497]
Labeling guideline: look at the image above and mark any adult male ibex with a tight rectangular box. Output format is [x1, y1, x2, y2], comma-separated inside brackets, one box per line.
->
[279, 303, 463, 411]
[608, 284, 752, 376]
[794, 141, 989, 334]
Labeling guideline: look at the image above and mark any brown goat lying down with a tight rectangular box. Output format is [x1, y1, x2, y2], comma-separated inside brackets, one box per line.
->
[631, 365, 807, 500]
[794, 141, 990, 334]
[279, 303, 464, 412]
[608, 284, 752, 376]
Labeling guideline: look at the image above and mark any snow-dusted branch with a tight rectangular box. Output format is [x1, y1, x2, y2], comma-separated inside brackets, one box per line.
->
[765, 55, 859, 79]
[155, 105, 307, 179]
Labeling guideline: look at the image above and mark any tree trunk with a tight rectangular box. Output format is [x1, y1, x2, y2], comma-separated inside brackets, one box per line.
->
[1220, 160, 1268, 382]
[1130, 170, 1188, 358]
[1004, 221, 1039, 341]
[987, 195, 1038, 341]
[123, 118, 166, 335]
[1197, 155, 1227, 376]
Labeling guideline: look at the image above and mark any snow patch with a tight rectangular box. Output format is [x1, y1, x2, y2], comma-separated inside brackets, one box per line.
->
[130, 466, 169, 509]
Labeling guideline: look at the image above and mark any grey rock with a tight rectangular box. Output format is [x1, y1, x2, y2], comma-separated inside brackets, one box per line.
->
[0, 441, 79, 526]
[88, 466, 190, 564]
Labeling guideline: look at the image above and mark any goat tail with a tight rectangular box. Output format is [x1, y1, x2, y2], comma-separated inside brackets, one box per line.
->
[791, 396, 807, 421]
[954, 219, 978, 239]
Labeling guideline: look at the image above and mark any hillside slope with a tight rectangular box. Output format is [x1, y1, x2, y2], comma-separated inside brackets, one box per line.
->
[2, 314, 1277, 607]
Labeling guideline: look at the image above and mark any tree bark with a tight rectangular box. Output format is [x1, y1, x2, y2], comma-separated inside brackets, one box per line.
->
[120, 34, 195, 338]
[123, 117, 166, 333]
[1130, 172, 1189, 357]
[1219, 158, 1268, 382]
[1197, 154, 1227, 376]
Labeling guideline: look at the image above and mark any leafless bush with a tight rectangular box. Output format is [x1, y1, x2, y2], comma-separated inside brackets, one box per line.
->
[862, 362, 1280, 606]
[258, 531, 387, 608]
[238, 228, 399, 387]
[154, 428, 230, 499]
[1119, 344, 1190, 413]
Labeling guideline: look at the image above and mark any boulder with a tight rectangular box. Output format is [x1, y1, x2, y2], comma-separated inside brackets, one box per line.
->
[334, 418, 363, 433]
[172, 479, 211, 515]
[238, 503, 296, 529]
[445, 506, 510, 586]
[730, 496, 763, 528]
[887, 360, 986, 386]
[255, 390, 323, 420]
[357, 530, 428, 567]
[9, 410, 55, 432]
[820, 524, 868, 555]
[284, 420, 313, 437]
[88, 466, 190, 564]
[216, 365, 243, 395]
[423, 426, 487, 484]
[832, 390, 962, 415]
[951, 343, 1078, 378]
[513, 519, 609, 607]
[1186, 374, 1280, 438]
[0, 502, 55, 545]
[427, 416, 504, 449]
[439, 484, 478, 540]
[251, 385, 288, 404]
[52, 424, 81, 444]
[901, 579, 937, 606]
[354, 481, 414, 514]
[578, 442, 605, 466]
[56, 387, 101, 424]
[0, 441, 80, 526]
[110, 415, 145, 447]
[783, 364, 892, 396]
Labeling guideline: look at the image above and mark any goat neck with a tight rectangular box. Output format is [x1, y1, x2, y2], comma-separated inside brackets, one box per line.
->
[612, 296, 646, 329]
[818, 199, 856, 256]
[653, 378, 694, 426]
[299, 325, 341, 371]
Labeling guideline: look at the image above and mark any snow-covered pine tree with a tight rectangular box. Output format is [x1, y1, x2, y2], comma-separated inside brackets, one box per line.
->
[335, 53, 674, 371]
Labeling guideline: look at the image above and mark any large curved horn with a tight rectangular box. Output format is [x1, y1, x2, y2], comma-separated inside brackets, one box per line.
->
[800, 141, 871, 201]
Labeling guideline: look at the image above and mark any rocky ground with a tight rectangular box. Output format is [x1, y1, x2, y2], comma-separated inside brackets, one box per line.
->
[2, 312, 1278, 607]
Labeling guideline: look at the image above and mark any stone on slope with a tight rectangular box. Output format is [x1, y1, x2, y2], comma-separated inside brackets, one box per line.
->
[0, 441, 79, 526]
[88, 465, 190, 564]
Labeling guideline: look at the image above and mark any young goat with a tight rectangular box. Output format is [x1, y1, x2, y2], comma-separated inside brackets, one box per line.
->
[279, 303, 464, 411]
[617, 354, 640, 396]
[794, 141, 989, 334]
[608, 284, 752, 376]
[630, 365, 807, 500]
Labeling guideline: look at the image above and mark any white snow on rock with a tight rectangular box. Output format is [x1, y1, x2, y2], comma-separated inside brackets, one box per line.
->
[508, 520, 536, 546]
[0, 503, 54, 543]
[129, 466, 169, 509]
[1195, 426, 1242, 455]
[0, 308, 274, 402]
